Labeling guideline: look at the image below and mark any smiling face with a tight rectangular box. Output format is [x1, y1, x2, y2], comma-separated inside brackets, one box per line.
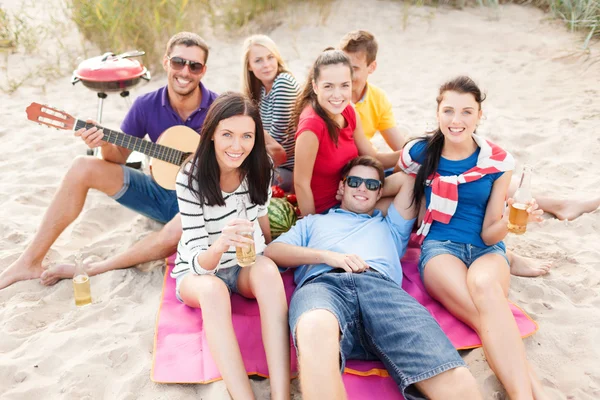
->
[437, 90, 482, 145]
[213, 115, 256, 172]
[163, 44, 207, 97]
[339, 165, 382, 214]
[313, 63, 352, 117]
[344, 50, 376, 99]
[247, 44, 279, 86]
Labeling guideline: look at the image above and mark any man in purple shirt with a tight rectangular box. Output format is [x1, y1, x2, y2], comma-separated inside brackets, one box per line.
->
[0, 32, 219, 289]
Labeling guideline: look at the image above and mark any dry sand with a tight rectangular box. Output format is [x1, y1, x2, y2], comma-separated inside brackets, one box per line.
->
[1, 0, 599, 399]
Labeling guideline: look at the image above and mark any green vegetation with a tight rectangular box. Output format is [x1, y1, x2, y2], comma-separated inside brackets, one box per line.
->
[68, 0, 332, 72]
[69, 0, 200, 73]
[0, 0, 597, 94]
[546, 0, 599, 47]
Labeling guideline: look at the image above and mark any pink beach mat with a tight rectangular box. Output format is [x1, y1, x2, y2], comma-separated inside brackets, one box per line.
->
[152, 238, 538, 399]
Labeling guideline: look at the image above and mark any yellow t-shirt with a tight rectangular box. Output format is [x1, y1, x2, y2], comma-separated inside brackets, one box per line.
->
[354, 83, 396, 139]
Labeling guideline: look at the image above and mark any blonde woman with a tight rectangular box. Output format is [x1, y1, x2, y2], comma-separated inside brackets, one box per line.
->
[242, 35, 300, 192]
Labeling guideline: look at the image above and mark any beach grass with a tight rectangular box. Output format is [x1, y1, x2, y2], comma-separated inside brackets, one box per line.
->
[68, 0, 333, 72]
[68, 0, 201, 73]
[0, 0, 597, 93]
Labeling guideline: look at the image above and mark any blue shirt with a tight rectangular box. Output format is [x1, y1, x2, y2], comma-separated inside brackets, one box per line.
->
[121, 83, 219, 142]
[274, 204, 416, 288]
[409, 140, 505, 249]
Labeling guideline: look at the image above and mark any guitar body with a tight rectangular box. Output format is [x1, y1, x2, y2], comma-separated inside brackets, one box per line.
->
[151, 126, 200, 190]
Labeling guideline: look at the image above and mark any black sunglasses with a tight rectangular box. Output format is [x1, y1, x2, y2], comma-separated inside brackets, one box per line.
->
[344, 176, 382, 191]
[167, 56, 204, 74]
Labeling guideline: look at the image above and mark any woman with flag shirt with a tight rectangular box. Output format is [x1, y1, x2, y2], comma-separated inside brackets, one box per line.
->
[399, 76, 548, 399]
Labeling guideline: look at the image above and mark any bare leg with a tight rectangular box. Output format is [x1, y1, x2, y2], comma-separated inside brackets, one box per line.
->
[40, 215, 182, 285]
[180, 274, 255, 400]
[423, 254, 547, 399]
[237, 256, 290, 400]
[507, 250, 551, 278]
[0, 156, 125, 290]
[534, 195, 600, 221]
[467, 254, 540, 399]
[416, 367, 482, 400]
[508, 176, 600, 221]
[296, 309, 346, 400]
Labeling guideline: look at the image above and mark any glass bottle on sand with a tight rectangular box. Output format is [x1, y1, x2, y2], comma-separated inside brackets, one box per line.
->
[507, 165, 533, 235]
[73, 254, 92, 306]
[236, 197, 256, 267]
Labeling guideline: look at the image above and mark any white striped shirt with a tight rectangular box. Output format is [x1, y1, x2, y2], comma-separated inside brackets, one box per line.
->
[171, 164, 271, 278]
[259, 72, 300, 170]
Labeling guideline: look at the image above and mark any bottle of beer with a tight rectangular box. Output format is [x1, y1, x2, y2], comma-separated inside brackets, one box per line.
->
[235, 197, 256, 267]
[73, 254, 92, 306]
[507, 165, 533, 235]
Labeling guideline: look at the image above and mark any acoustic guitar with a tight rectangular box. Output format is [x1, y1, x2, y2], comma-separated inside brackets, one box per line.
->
[25, 102, 199, 190]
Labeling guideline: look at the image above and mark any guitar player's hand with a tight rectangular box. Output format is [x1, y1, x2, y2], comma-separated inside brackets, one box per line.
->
[75, 119, 106, 149]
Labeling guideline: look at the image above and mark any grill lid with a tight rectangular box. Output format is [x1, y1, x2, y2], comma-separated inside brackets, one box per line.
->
[73, 51, 147, 83]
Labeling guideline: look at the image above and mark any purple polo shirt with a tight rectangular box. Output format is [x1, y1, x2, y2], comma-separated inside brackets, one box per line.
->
[120, 82, 219, 143]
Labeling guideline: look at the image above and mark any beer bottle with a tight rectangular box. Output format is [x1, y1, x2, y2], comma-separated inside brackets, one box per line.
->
[507, 165, 533, 235]
[235, 197, 256, 267]
[73, 254, 92, 306]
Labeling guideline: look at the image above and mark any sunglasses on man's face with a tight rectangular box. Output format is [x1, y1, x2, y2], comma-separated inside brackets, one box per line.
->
[167, 56, 204, 74]
[344, 176, 382, 191]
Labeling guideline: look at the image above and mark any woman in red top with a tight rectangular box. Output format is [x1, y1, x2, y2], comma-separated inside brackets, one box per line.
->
[293, 49, 399, 215]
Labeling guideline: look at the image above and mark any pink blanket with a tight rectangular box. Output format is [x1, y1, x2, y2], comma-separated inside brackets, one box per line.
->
[152, 241, 538, 399]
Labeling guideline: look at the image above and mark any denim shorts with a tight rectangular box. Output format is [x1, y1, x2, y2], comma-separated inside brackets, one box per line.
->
[110, 165, 179, 224]
[419, 240, 509, 279]
[289, 269, 465, 400]
[175, 265, 243, 303]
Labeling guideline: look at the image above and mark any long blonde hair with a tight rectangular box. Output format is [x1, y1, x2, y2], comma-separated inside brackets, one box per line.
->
[241, 35, 290, 104]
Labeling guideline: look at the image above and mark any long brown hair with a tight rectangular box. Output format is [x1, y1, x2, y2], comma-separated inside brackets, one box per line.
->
[292, 49, 353, 146]
[411, 76, 486, 207]
[187, 92, 272, 207]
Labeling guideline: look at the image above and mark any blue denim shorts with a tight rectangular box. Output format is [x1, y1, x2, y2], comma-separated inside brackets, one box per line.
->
[110, 165, 179, 224]
[419, 240, 509, 279]
[175, 265, 243, 303]
[289, 269, 465, 400]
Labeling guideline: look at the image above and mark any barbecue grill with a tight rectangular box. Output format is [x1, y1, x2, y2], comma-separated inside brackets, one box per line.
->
[71, 50, 151, 159]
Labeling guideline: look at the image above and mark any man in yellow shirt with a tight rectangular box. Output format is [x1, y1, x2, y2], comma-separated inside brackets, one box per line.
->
[340, 30, 408, 151]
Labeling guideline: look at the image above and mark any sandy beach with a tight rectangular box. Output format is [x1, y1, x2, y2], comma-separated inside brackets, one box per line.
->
[1, 0, 599, 399]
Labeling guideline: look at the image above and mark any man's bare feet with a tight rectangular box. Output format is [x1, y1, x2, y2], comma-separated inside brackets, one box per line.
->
[40, 263, 78, 286]
[0, 257, 44, 290]
[510, 253, 551, 277]
[551, 196, 600, 221]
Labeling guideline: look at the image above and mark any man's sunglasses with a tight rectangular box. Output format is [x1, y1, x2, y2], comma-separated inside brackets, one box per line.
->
[344, 176, 382, 191]
[167, 56, 204, 74]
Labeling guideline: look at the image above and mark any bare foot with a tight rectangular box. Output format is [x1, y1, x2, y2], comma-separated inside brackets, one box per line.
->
[550, 197, 600, 221]
[0, 257, 44, 290]
[510, 254, 551, 277]
[40, 263, 78, 286]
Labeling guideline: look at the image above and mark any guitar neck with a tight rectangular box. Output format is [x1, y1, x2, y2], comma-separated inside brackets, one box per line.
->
[73, 119, 185, 166]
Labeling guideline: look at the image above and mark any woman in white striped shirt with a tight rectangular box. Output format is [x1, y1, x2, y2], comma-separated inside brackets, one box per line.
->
[173, 92, 290, 400]
[242, 34, 300, 192]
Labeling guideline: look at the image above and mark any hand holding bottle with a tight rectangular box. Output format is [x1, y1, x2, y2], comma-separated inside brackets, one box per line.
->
[212, 219, 255, 254]
[507, 165, 543, 234]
